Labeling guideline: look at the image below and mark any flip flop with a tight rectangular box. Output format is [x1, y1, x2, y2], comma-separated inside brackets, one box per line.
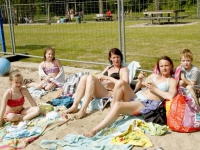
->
[23, 78, 34, 85]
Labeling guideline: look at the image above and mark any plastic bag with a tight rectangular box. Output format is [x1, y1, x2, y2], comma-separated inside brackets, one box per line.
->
[167, 94, 200, 132]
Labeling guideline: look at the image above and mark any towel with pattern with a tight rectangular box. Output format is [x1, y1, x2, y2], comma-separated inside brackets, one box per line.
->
[0, 112, 68, 150]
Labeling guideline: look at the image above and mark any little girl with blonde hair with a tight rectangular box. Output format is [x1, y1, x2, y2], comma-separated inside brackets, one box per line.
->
[0, 71, 40, 127]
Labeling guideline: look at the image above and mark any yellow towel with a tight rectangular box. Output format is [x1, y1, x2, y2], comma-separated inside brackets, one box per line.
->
[111, 120, 153, 147]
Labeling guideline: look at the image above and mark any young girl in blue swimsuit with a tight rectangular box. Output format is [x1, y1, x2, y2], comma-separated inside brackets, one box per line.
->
[27, 47, 65, 90]
[0, 71, 40, 127]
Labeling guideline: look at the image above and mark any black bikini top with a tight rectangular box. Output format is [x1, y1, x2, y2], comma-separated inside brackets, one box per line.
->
[103, 65, 121, 80]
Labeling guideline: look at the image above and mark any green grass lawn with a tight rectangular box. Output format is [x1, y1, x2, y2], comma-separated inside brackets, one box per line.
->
[1, 18, 200, 71]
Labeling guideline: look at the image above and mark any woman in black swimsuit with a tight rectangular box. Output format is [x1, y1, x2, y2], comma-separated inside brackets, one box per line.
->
[64, 48, 129, 119]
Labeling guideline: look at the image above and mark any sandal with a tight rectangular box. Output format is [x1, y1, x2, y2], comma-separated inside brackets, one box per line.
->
[23, 78, 34, 85]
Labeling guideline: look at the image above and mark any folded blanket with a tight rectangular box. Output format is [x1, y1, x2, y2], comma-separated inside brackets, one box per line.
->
[39, 64, 65, 87]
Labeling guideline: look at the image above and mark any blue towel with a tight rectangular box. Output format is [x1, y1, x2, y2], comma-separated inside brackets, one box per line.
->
[52, 96, 74, 108]
[40, 116, 142, 150]
[4, 126, 42, 141]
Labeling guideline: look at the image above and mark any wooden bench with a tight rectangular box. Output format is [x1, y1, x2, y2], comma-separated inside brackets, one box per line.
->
[140, 17, 172, 24]
[175, 15, 188, 19]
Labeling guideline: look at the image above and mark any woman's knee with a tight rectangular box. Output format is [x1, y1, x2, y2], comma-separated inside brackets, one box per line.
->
[112, 102, 122, 113]
[79, 74, 89, 83]
[115, 80, 126, 88]
[85, 75, 97, 84]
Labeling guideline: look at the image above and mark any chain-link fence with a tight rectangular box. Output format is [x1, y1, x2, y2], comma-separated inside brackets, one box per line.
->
[0, 0, 199, 70]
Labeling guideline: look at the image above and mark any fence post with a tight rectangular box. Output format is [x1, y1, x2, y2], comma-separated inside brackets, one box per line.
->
[121, 0, 126, 63]
[0, 8, 6, 53]
[117, 0, 122, 56]
[5, 0, 16, 55]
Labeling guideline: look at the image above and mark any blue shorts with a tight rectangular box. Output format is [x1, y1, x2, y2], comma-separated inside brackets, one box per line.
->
[131, 92, 161, 114]
[140, 100, 161, 114]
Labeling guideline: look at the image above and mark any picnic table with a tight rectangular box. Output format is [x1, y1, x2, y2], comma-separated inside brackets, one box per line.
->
[93, 14, 113, 21]
[140, 10, 187, 24]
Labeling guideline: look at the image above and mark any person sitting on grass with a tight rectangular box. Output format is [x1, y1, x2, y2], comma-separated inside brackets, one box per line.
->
[64, 48, 129, 119]
[83, 56, 177, 137]
[0, 71, 40, 127]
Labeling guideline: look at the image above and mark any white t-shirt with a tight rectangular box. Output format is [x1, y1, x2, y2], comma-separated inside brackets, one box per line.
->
[181, 65, 200, 85]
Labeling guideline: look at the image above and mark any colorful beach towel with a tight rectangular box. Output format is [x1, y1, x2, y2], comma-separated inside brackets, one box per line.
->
[40, 116, 148, 150]
[0, 112, 68, 150]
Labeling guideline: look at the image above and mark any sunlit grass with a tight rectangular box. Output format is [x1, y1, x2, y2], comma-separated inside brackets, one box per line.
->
[2, 18, 200, 71]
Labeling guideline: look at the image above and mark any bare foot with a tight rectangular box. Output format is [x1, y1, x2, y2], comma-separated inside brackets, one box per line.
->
[64, 106, 79, 114]
[74, 110, 87, 119]
[83, 130, 97, 137]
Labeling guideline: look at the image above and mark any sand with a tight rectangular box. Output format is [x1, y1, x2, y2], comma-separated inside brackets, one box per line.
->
[1, 61, 199, 150]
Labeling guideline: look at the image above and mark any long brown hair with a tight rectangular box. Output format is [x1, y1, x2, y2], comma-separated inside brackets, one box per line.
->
[43, 47, 55, 61]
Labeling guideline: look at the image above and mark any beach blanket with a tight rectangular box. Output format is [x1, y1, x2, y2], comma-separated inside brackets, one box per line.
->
[39, 65, 65, 87]
[63, 72, 89, 95]
[0, 112, 68, 150]
[40, 116, 158, 150]
[28, 86, 48, 99]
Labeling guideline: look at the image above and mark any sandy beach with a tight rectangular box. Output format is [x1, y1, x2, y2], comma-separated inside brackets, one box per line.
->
[1, 61, 199, 150]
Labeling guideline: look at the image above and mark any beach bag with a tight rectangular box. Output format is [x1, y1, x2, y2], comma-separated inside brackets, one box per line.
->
[167, 94, 200, 132]
[142, 102, 167, 125]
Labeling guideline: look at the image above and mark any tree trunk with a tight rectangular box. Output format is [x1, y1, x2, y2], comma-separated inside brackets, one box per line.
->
[99, 0, 103, 14]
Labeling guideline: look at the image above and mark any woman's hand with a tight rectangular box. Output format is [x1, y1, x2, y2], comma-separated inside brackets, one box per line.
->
[98, 74, 108, 82]
[138, 71, 147, 80]
[145, 81, 156, 92]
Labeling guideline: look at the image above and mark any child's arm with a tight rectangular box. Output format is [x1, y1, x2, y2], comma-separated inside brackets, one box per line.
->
[22, 88, 37, 107]
[181, 72, 196, 85]
[55, 59, 63, 71]
[39, 62, 50, 80]
[0, 90, 9, 126]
